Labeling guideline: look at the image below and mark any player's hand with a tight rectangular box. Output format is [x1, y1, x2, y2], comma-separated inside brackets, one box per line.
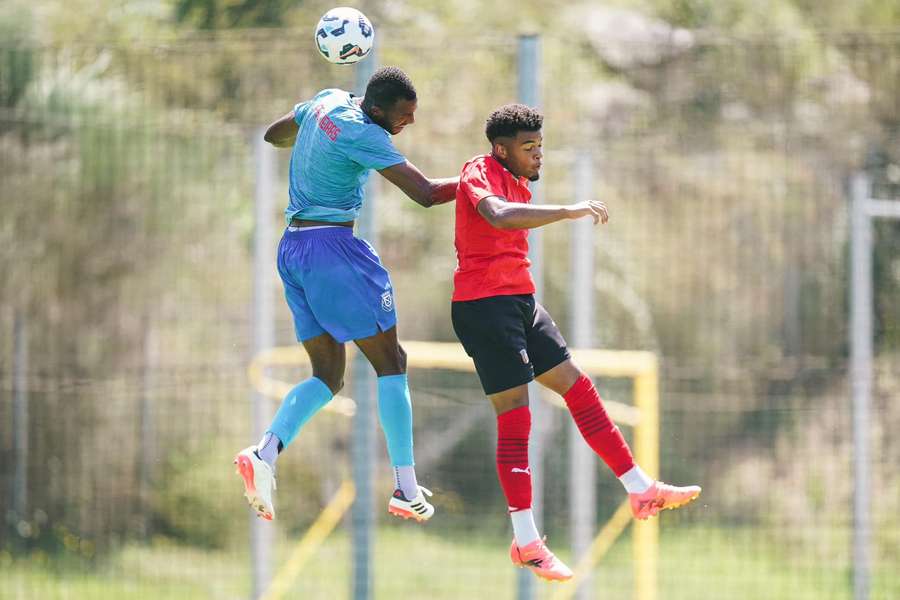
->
[568, 200, 608, 225]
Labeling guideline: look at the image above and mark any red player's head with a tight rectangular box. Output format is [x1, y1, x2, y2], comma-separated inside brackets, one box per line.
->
[485, 103, 543, 182]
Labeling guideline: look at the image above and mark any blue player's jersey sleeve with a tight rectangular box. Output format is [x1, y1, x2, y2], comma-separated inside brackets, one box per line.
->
[284, 89, 407, 224]
[293, 101, 310, 125]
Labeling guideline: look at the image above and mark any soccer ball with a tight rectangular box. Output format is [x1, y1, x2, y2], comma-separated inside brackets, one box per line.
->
[315, 7, 374, 65]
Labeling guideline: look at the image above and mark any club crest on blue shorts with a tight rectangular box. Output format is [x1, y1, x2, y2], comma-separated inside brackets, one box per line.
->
[381, 290, 393, 312]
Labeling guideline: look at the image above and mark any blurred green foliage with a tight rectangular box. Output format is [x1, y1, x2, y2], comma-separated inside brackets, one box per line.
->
[174, 0, 298, 29]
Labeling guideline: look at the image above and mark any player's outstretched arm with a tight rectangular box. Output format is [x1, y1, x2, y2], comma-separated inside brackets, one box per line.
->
[378, 161, 459, 208]
[264, 111, 300, 148]
[477, 196, 608, 230]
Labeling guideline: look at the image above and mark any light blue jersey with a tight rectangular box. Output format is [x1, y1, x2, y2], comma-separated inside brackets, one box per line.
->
[286, 89, 406, 224]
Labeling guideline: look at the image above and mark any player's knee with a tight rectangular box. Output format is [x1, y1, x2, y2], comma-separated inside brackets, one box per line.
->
[386, 347, 407, 375]
[314, 370, 344, 395]
[325, 377, 344, 395]
[397, 344, 408, 372]
[373, 347, 406, 376]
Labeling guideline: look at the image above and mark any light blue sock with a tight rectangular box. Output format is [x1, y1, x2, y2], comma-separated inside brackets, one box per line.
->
[268, 377, 333, 448]
[377, 374, 415, 468]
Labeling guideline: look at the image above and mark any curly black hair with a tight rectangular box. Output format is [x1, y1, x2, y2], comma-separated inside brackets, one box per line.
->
[485, 103, 543, 142]
[362, 66, 417, 110]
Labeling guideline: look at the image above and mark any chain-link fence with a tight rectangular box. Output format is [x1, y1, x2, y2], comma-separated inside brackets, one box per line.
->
[1, 25, 899, 600]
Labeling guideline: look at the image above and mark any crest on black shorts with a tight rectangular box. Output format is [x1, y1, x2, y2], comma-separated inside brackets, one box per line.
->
[519, 348, 530, 364]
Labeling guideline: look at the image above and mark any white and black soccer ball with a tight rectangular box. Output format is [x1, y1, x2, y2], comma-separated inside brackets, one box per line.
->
[314, 7, 374, 65]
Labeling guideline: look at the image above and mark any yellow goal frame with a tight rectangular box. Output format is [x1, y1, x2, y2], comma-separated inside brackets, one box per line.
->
[249, 341, 659, 600]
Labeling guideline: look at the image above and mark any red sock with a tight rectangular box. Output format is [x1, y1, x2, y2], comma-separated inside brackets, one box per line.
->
[496, 406, 532, 512]
[564, 374, 635, 477]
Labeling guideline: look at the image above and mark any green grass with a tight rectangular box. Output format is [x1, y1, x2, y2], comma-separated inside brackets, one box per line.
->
[2, 527, 898, 599]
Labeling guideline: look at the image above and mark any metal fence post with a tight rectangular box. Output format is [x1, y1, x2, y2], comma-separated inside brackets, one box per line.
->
[518, 33, 542, 600]
[849, 171, 900, 600]
[569, 151, 596, 600]
[850, 172, 872, 600]
[351, 51, 379, 600]
[138, 316, 159, 538]
[251, 127, 277, 599]
[13, 312, 29, 525]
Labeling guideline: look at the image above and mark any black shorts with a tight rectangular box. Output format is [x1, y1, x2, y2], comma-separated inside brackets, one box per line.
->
[451, 294, 570, 395]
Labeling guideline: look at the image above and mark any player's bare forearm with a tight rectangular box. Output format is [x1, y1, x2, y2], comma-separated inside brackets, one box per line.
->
[427, 176, 459, 206]
[488, 203, 575, 229]
[477, 196, 607, 230]
[379, 163, 457, 208]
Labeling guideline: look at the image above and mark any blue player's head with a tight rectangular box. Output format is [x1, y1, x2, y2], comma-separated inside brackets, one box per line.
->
[362, 66, 417, 135]
[486, 103, 543, 182]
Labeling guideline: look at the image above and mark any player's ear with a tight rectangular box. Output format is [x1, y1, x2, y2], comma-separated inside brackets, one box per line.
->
[492, 141, 507, 160]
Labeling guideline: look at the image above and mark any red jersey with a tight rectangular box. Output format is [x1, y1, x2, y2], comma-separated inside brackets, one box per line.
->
[452, 154, 536, 301]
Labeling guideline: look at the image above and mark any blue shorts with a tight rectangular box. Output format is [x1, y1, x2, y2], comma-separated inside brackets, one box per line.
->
[277, 226, 397, 343]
